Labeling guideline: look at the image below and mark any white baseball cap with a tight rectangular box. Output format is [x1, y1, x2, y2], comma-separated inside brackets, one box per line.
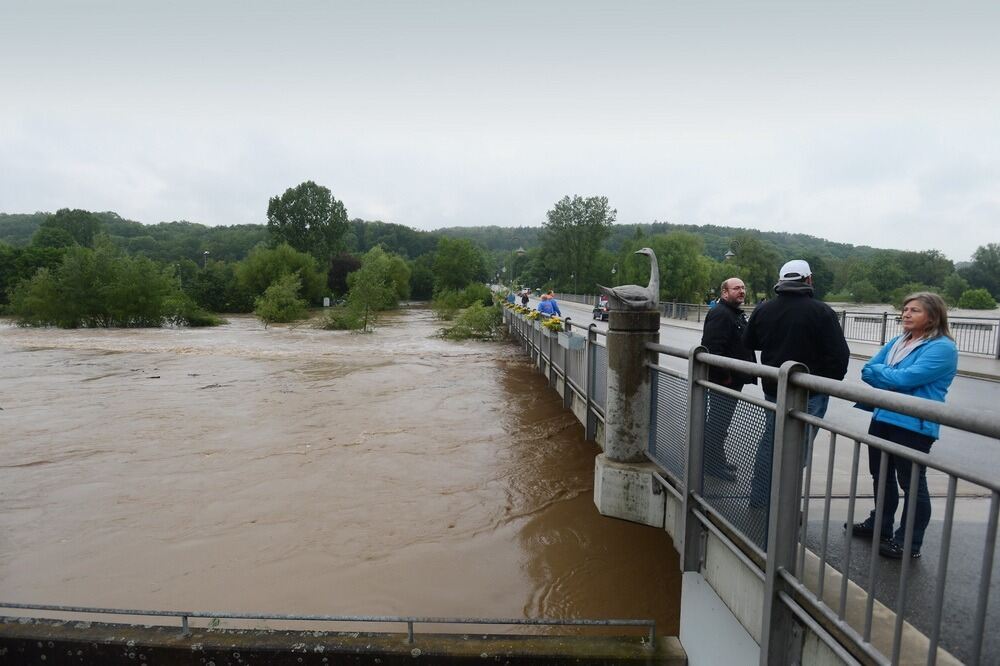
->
[778, 259, 812, 280]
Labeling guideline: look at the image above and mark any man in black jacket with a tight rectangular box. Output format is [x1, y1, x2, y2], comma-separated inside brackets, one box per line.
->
[700, 277, 757, 481]
[743, 259, 850, 506]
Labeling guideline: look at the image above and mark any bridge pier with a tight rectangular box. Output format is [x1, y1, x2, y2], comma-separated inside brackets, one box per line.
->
[594, 309, 665, 527]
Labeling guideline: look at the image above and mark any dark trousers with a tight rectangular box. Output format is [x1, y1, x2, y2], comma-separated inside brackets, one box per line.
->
[705, 388, 741, 471]
[867, 420, 934, 550]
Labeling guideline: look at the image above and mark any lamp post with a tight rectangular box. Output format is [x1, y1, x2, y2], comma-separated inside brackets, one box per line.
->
[571, 272, 576, 295]
[202, 250, 210, 269]
[611, 263, 618, 280]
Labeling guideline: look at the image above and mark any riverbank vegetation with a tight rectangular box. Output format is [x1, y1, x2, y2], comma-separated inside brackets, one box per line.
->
[3, 188, 998, 329]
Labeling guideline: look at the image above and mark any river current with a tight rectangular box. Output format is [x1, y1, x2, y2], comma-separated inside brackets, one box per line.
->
[0, 307, 679, 634]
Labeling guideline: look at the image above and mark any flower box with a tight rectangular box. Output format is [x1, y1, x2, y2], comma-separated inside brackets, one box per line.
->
[533, 321, 541, 331]
[557, 332, 586, 350]
[541, 327, 554, 338]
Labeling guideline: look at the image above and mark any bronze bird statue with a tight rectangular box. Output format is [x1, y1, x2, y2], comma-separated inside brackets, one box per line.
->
[598, 247, 660, 310]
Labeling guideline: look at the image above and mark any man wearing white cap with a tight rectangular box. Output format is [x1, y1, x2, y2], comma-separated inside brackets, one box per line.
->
[743, 259, 850, 508]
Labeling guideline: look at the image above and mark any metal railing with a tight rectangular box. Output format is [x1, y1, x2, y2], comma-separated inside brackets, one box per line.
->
[0, 602, 656, 645]
[504, 304, 999, 663]
[648, 344, 1000, 665]
[654, 300, 1000, 358]
[503, 305, 607, 443]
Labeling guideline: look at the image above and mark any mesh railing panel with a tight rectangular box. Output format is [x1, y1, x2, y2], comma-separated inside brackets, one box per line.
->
[551, 337, 565, 373]
[648, 370, 689, 483]
[567, 345, 587, 393]
[591, 343, 607, 412]
[700, 388, 774, 550]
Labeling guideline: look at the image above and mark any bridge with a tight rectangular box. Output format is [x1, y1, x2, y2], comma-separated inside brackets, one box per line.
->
[503, 297, 999, 665]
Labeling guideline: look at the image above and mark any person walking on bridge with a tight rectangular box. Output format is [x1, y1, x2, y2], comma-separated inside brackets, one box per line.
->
[520, 290, 530, 307]
[700, 277, 757, 481]
[537, 294, 557, 316]
[850, 292, 958, 559]
[743, 259, 850, 508]
[544, 290, 562, 317]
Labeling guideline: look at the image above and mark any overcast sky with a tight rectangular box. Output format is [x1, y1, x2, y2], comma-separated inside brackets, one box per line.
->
[2, 1, 998, 261]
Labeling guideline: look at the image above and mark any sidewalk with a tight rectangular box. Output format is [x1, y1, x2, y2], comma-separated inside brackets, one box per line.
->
[657, 314, 1000, 383]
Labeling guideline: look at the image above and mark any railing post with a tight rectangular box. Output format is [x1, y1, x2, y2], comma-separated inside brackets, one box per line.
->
[585, 325, 598, 442]
[839, 309, 846, 331]
[680, 344, 709, 571]
[880, 311, 888, 345]
[759, 361, 810, 665]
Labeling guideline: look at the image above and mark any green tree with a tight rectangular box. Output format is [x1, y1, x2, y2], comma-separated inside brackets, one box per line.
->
[618, 232, 712, 303]
[328, 252, 362, 296]
[540, 195, 616, 294]
[729, 234, 782, 301]
[432, 237, 485, 292]
[39, 209, 104, 247]
[236, 243, 327, 304]
[960, 243, 1000, 299]
[266, 181, 349, 263]
[254, 274, 308, 326]
[31, 225, 77, 249]
[958, 288, 997, 310]
[943, 272, 970, 305]
[408, 254, 435, 301]
[897, 250, 953, 287]
[346, 246, 400, 332]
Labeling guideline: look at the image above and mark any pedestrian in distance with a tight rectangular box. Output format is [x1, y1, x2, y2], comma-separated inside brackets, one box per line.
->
[545, 290, 562, 317]
[743, 259, 850, 508]
[506, 291, 516, 305]
[849, 292, 958, 559]
[700, 278, 757, 481]
[520, 290, 530, 307]
[537, 294, 557, 316]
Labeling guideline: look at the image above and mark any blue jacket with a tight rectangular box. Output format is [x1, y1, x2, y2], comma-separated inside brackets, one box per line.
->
[537, 299, 560, 316]
[861, 335, 958, 439]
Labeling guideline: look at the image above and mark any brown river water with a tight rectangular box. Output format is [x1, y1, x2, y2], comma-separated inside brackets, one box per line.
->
[0, 307, 679, 635]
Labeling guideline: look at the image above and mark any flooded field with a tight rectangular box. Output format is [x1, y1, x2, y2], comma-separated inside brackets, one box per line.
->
[0, 308, 679, 634]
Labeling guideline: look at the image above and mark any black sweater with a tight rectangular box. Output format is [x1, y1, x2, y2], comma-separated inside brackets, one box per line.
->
[700, 300, 757, 387]
[742, 286, 850, 396]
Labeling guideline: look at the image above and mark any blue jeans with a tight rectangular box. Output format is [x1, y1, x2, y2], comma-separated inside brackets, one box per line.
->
[866, 420, 934, 550]
[749, 393, 830, 507]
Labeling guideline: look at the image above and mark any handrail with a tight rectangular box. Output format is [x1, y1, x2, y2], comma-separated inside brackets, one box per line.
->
[0, 601, 657, 646]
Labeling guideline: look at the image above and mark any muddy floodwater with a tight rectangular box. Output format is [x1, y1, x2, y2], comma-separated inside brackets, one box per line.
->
[0, 308, 679, 635]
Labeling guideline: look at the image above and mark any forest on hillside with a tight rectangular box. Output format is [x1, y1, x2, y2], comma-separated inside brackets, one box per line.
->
[2, 185, 998, 329]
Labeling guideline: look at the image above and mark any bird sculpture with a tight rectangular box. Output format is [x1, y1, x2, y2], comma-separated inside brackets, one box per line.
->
[598, 247, 660, 310]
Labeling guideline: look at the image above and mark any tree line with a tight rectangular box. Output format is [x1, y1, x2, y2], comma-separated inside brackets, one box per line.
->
[2, 186, 998, 329]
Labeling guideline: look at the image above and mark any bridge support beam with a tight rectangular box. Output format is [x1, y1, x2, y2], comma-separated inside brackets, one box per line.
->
[594, 309, 664, 526]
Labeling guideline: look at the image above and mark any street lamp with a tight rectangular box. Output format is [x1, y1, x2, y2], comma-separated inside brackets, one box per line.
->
[202, 250, 210, 268]
[611, 263, 618, 279]
[571, 272, 576, 294]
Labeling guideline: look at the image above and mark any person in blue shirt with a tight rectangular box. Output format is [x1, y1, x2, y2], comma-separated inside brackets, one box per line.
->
[850, 292, 958, 559]
[506, 291, 516, 305]
[545, 290, 562, 317]
[536, 295, 556, 315]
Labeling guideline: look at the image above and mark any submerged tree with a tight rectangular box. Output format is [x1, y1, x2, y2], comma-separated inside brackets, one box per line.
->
[540, 195, 616, 294]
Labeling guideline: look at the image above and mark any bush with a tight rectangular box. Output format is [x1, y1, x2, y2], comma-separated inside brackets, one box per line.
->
[440, 302, 503, 340]
[236, 243, 327, 304]
[848, 280, 880, 303]
[432, 283, 492, 320]
[320, 305, 363, 331]
[254, 274, 308, 326]
[166, 295, 226, 327]
[889, 283, 938, 309]
[957, 288, 998, 310]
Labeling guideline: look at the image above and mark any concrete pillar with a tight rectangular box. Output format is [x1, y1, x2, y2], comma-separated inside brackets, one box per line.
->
[604, 309, 660, 462]
[594, 308, 665, 528]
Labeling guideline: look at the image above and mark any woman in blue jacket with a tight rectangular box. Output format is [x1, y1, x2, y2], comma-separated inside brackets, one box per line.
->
[851, 292, 958, 559]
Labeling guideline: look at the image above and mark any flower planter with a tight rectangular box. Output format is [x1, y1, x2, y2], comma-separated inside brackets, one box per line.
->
[557, 332, 586, 350]
[533, 321, 541, 331]
[541, 327, 554, 338]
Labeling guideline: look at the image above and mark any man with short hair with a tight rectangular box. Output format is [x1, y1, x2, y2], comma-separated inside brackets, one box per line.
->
[700, 278, 757, 481]
[743, 259, 850, 507]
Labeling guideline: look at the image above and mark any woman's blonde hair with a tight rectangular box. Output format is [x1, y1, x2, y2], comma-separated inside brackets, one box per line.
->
[903, 292, 953, 340]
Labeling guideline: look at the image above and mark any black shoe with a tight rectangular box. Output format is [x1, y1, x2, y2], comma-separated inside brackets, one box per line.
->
[847, 517, 892, 541]
[879, 540, 921, 559]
